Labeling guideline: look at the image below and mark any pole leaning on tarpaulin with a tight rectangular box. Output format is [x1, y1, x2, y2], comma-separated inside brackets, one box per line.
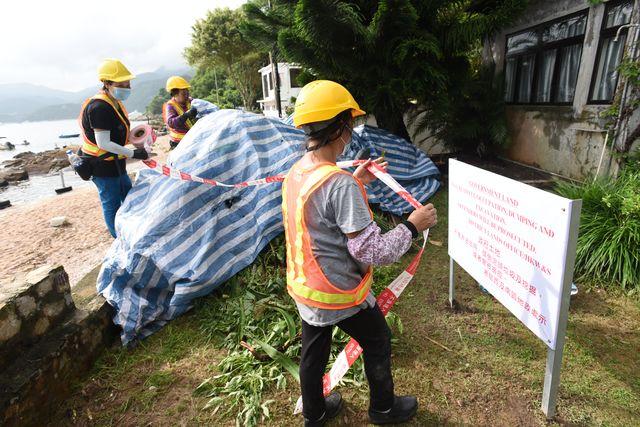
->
[541, 199, 582, 418]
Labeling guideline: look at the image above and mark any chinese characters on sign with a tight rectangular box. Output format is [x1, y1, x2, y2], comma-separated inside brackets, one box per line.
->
[448, 160, 576, 349]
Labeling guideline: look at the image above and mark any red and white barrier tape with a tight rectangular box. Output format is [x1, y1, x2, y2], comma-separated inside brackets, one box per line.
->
[143, 159, 389, 189]
[142, 157, 429, 415]
[142, 159, 285, 187]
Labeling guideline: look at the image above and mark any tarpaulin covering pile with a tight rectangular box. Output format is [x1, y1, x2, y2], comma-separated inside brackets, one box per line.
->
[191, 98, 219, 118]
[344, 125, 441, 216]
[97, 110, 440, 344]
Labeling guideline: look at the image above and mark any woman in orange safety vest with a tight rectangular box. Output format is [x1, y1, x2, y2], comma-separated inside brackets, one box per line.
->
[163, 76, 197, 149]
[78, 59, 149, 238]
[283, 80, 437, 426]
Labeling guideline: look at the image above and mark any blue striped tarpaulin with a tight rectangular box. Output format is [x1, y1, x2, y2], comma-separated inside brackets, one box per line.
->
[282, 113, 294, 125]
[97, 111, 440, 344]
[346, 125, 441, 215]
[191, 98, 219, 118]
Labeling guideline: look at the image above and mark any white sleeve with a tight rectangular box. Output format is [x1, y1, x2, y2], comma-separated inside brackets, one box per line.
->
[94, 130, 134, 158]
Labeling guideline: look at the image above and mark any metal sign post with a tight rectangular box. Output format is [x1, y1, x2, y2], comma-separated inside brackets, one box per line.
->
[447, 159, 583, 419]
[541, 200, 581, 418]
[449, 257, 455, 308]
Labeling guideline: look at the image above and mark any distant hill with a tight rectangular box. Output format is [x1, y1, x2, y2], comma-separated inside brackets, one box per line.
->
[24, 103, 83, 122]
[0, 67, 192, 123]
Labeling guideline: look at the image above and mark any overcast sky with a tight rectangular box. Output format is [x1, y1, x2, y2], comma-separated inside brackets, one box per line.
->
[1, 0, 246, 92]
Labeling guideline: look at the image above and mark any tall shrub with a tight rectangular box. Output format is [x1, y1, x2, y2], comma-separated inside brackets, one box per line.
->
[556, 165, 640, 291]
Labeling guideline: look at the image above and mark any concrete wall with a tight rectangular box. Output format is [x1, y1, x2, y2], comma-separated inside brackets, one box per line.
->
[486, 0, 638, 180]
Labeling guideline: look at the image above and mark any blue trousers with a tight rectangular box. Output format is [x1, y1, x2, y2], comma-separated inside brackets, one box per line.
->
[92, 174, 132, 238]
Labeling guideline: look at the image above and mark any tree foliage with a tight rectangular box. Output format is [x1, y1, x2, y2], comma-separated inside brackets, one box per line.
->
[412, 46, 510, 155]
[190, 67, 243, 109]
[185, 8, 266, 110]
[241, 0, 296, 53]
[243, 0, 527, 147]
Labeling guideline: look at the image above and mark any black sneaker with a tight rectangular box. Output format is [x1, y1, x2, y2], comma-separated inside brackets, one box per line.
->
[304, 391, 344, 426]
[368, 395, 418, 425]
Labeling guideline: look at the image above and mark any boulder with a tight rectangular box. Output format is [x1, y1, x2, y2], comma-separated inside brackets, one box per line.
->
[48, 158, 70, 172]
[0, 167, 28, 182]
[5, 148, 76, 175]
[2, 159, 25, 168]
[14, 151, 34, 159]
[0, 179, 8, 188]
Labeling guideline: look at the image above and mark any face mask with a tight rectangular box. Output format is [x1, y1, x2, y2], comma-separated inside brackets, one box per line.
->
[111, 87, 131, 101]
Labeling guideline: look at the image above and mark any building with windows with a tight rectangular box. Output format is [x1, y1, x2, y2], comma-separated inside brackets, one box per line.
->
[486, 0, 638, 179]
[257, 63, 303, 118]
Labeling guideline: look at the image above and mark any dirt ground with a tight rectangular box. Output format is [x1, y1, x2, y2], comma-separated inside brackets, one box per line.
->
[0, 136, 172, 287]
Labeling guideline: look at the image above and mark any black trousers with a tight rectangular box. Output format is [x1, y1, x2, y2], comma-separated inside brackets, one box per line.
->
[300, 304, 394, 420]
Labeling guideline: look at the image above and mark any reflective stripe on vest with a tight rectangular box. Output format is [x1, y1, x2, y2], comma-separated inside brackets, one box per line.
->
[78, 92, 129, 160]
[163, 99, 193, 142]
[282, 162, 374, 310]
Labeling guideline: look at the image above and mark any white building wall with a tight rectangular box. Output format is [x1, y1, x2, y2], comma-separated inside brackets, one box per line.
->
[258, 63, 302, 118]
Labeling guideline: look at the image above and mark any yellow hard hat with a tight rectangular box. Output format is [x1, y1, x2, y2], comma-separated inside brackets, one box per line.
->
[97, 58, 135, 82]
[166, 76, 191, 92]
[293, 80, 365, 128]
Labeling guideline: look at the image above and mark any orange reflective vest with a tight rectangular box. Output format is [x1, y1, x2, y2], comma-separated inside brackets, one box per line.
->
[78, 92, 129, 160]
[282, 161, 374, 310]
[163, 99, 194, 142]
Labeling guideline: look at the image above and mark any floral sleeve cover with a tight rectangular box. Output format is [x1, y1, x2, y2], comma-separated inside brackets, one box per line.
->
[346, 222, 413, 266]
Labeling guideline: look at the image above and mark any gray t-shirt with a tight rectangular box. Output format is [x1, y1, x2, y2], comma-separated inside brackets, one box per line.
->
[295, 173, 376, 326]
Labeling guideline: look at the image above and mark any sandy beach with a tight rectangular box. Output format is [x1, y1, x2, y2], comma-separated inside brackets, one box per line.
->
[0, 136, 171, 288]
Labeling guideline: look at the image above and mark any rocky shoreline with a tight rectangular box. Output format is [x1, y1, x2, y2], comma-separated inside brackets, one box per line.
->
[0, 147, 78, 187]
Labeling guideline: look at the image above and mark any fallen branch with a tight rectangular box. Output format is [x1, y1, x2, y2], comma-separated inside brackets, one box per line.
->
[240, 340, 270, 362]
[425, 335, 453, 352]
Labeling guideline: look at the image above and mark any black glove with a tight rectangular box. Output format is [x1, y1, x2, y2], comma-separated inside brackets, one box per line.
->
[132, 148, 149, 160]
[185, 107, 198, 119]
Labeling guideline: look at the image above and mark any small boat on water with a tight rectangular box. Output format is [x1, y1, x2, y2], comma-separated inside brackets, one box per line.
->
[0, 141, 15, 150]
[59, 133, 80, 139]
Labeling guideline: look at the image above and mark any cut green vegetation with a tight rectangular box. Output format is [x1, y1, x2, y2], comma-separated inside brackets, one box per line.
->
[57, 189, 640, 426]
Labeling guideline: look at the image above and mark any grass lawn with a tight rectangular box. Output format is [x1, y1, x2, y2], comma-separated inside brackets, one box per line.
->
[55, 189, 640, 426]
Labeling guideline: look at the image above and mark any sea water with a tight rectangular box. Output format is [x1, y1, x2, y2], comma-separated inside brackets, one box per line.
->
[0, 119, 144, 205]
[0, 119, 82, 162]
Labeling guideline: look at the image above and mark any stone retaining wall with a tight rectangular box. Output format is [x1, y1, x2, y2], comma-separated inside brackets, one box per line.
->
[0, 265, 118, 426]
[0, 266, 75, 369]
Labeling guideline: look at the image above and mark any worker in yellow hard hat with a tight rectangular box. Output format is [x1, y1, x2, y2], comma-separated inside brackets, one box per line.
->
[77, 58, 149, 238]
[163, 76, 197, 149]
[283, 80, 437, 426]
